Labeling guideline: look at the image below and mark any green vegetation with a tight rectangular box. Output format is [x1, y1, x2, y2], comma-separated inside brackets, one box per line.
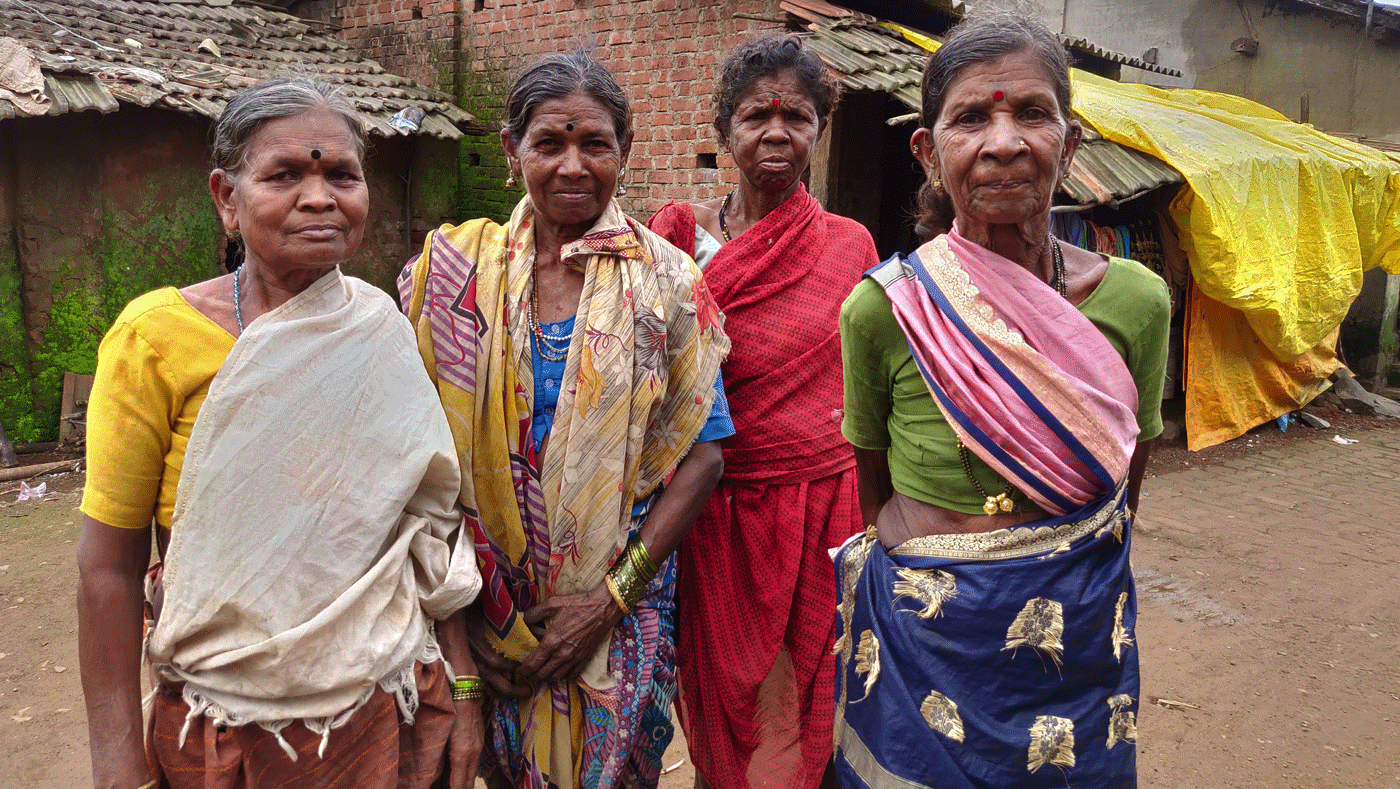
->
[2, 173, 220, 442]
[0, 240, 34, 441]
[446, 38, 516, 224]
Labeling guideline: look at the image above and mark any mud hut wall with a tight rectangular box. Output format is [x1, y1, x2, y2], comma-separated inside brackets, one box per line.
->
[356, 134, 460, 294]
[0, 109, 221, 443]
[0, 106, 453, 443]
[297, 0, 785, 223]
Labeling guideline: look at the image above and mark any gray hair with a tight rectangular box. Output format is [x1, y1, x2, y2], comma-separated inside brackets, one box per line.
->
[919, 13, 1073, 128]
[211, 76, 366, 176]
[503, 49, 631, 145]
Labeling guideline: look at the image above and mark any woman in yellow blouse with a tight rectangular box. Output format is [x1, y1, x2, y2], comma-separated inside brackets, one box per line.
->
[77, 77, 482, 789]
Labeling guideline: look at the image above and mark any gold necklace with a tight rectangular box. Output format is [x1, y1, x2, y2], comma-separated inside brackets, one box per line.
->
[718, 190, 735, 242]
[958, 440, 1017, 515]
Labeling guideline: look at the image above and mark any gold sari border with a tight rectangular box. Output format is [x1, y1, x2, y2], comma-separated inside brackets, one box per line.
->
[889, 485, 1126, 562]
[835, 718, 940, 789]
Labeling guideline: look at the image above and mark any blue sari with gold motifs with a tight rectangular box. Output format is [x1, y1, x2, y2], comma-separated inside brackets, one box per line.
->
[833, 237, 1144, 788]
[832, 489, 1138, 789]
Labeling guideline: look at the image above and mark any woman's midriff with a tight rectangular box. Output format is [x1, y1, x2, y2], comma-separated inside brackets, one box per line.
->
[875, 492, 1044, 549]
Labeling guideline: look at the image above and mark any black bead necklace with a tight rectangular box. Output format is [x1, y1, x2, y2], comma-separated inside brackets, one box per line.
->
[718, 190, 735, 242]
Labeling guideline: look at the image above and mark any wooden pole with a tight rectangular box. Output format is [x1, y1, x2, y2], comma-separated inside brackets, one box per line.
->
[1374, 273, 1400, 391]
[0, 458, 80, 483]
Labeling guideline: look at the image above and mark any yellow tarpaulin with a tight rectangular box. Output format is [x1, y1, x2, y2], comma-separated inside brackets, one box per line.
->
[1072, 71, 1400, 358]
[884, 24, 1400, 448]
[1072, 72, 1400, 447]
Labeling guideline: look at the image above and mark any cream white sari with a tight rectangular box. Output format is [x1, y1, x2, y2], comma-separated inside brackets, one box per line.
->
[147, 269, 481, 758]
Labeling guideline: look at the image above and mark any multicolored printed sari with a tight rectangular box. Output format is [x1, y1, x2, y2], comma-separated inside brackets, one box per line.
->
[399, 196, 728, 789]
[834, 230, 1144, 788]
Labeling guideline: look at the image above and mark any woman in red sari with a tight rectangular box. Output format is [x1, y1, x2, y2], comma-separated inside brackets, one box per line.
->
[648, 34, 878, 789]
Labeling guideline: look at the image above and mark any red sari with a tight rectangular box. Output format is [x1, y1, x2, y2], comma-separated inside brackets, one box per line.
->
[648, 185, 877, 789]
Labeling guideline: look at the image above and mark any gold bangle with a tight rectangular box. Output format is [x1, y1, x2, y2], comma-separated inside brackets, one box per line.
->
[604, 574, 631, 614]
[136, 781, 157, 789]
[609, 565, 647, 609]
[627, 537, 659, 578]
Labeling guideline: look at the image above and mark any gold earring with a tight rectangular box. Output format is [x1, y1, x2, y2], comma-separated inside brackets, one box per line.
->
[932, 177, 943, 193]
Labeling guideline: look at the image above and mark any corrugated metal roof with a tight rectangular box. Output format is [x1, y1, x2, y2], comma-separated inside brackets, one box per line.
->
[799, 15, 1184, 206]
[1059, 35, 1182, 79]
[0, 0, 483, 138]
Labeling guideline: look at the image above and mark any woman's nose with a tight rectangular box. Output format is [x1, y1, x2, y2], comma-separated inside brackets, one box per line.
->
[982, 114, 1024, 160]
[761, 116, 791, 143]
[558, 145, 587, 176]
[300, 177, 336, 209]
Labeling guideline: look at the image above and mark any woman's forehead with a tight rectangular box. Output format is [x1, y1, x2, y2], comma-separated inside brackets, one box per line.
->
[528, 94, 616, 131]
[246, 109, 359, 156]
[946, 50, 1058, 101]
[736, 70, 812, 105]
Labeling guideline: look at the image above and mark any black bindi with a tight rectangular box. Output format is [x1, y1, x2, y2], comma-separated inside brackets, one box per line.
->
[311, 148, 322, 159]
[565, 123, 574, 132]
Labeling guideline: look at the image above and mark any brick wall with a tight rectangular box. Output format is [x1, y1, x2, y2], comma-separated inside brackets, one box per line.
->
[293, 0, 791, 222]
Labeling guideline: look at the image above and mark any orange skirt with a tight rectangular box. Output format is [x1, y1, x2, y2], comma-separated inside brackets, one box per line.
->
[147, 660, 454, 789]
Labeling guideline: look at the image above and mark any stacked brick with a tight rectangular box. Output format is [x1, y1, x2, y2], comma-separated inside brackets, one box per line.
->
[297, 0, 790, 221]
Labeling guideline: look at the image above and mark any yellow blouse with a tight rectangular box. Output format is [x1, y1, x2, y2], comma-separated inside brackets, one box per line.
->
[80, 288, 234, 529]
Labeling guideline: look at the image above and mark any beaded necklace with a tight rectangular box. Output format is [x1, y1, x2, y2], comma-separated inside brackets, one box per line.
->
[233, 268, 245, 333]
[528, 271, 571, 361]
[718, 190, 735, 242]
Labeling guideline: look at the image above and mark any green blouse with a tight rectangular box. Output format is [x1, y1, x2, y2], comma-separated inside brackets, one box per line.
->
[839, 254, 1171, 515]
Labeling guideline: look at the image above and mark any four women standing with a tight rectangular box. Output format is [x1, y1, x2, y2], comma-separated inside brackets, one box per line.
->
[78, 17, 1166, 789]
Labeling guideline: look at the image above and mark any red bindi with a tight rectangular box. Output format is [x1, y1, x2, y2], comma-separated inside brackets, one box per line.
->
[772, 97, 780, 108]
[993, 89, 1004, 101]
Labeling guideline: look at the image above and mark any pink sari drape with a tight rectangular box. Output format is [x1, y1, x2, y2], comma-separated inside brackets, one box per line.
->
[874, 227, 1139, 513]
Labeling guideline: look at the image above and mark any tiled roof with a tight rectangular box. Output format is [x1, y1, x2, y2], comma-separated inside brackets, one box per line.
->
[795, 12, 1184, 207]
[0, 0, 482, 138]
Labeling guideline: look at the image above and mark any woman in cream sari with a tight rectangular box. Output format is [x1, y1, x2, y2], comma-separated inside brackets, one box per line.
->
[835, 14, 1170, 789]
[400, 51, 730, 789]
[78, 77, 483, 789]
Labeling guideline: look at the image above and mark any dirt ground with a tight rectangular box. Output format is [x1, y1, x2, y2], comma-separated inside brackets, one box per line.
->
[2, 400, 1397, 787]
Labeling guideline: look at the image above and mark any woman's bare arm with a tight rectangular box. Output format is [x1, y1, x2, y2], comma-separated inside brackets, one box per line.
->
[853, 446, 894, 528]
[77, 516, 151, 789]
[1125, 439, 1153, 515]
[435, 612, 484, 789]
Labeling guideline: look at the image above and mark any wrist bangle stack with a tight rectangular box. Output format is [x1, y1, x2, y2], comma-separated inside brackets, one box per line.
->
[451, 674, 487, 701]
[604, 535, 660, 614]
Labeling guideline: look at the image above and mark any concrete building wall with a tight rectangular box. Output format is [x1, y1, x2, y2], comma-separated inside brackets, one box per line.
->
[978, 0, 1400, 140]
[293, 0, 790, 221]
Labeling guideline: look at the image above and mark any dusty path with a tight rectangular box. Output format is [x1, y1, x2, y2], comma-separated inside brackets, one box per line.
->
[2, 420, 1397, 787]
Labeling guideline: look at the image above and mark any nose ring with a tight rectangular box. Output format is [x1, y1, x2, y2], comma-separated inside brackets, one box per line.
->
[1018, 139, 1027, 149]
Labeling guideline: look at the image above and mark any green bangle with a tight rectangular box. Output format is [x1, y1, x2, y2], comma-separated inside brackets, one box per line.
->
[451, 675, 487, 701]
